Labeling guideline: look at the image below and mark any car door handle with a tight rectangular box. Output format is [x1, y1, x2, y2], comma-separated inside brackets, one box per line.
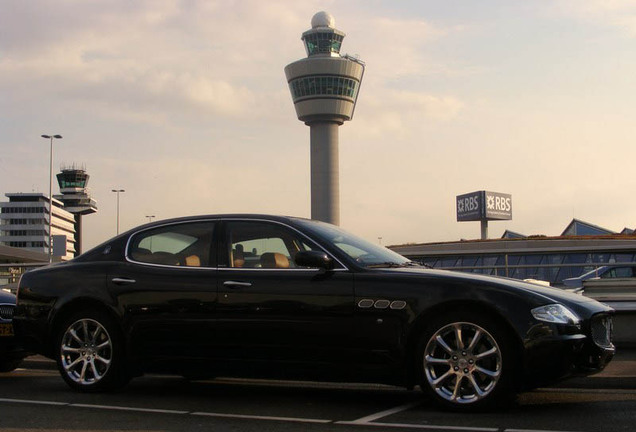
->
[111, 277, 136, 285]
[223, 280, 252, 288]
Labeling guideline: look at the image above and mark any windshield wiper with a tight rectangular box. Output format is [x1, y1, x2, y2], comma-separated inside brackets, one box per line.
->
[366, 262, 403, 268]
[366, 261, 420, 269]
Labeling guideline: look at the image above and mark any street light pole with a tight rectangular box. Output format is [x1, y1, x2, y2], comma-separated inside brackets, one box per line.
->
[111, 189, 125, 234]
[145, 215, 155, 223]
[41, 134, 62, 263]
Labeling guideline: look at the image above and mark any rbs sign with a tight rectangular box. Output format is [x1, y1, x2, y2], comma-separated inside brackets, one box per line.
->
[457, 191, 512, 222]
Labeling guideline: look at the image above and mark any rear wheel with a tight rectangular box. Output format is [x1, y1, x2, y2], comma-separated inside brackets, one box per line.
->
[56, 310, 129, 392]
[418, 312, 515, 411]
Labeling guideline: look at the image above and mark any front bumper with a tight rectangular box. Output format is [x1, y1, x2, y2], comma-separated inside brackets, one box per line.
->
[521, 313, 615, 389]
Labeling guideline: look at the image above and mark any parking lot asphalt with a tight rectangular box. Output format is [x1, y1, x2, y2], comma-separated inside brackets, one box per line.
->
[20, 347, 636, 390]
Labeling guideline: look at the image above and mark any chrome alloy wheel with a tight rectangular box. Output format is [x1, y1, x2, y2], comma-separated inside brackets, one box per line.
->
[423, 322, 502, 404]
[60, 318, 113, 385]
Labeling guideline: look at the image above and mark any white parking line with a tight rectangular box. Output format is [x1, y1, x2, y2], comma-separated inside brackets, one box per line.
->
[0, 397, 331, 424]
[0, 397, 584, 432]
[504, 429, 582, 432]
[341, 401, 421, 424]
[538, 387, 636, 395]
[337, 422, 499, 431]
[0, 398, 67, 406]
[192, 411, 331, 424]
[71, 403, 189, 415]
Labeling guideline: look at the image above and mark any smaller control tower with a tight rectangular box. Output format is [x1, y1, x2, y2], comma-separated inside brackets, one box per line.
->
[54, 165, 97, 256]
[284, 11, 365, 226]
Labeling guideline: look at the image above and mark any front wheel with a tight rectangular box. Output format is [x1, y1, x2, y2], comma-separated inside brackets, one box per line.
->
[56, 310, 129, 392]
[418, 312, 515, 411]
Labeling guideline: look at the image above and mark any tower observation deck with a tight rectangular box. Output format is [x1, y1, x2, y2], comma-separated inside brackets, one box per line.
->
[54, 164, 97, 256]
[284, 11, 364, 225]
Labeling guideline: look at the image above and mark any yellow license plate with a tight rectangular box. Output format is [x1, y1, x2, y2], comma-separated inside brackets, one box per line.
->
[0, 323, 14, 336]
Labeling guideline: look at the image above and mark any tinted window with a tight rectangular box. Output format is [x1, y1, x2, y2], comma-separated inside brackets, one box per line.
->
[128, 222, 215, 267]
[226, 221, 325, 269]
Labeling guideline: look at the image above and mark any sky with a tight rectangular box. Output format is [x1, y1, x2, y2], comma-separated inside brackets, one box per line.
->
[1, 0, 636, 251]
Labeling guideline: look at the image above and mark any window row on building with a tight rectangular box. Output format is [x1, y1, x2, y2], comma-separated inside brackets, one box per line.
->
[419, 251, 636, 286]
[1, 207, 45, 214]
[289, 75, 359, 101]
[1, 230, 46, 237]
[7, 241, 44, 248]
[1, 218, 47, 225]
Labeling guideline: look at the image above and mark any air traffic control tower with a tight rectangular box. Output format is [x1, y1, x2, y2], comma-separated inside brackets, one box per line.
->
[284, 11, 364, 226]
[54, 165, 97, 256]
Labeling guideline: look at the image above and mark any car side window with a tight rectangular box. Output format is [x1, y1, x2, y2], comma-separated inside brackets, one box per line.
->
[226, 221, 320, 269]
[128, 222, 215, 267]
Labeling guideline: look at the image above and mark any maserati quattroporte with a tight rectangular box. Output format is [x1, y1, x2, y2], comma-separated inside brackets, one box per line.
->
[14, 215, 614, 410]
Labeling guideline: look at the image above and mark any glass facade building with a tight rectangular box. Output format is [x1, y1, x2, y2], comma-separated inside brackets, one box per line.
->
[417, 250, 636, 286]
[391, 232, 636, 287]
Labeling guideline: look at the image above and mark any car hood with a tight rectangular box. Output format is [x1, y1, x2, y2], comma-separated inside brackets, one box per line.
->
[377, 267, 598, 306]
[0, 289, 16, 303]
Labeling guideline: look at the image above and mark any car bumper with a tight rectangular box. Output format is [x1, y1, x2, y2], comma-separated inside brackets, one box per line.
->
[521, 315, 615, 389]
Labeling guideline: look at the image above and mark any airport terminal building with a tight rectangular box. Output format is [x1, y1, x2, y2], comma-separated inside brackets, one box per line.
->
[391, 219, 636, 287]
[0, 193, 76, 260]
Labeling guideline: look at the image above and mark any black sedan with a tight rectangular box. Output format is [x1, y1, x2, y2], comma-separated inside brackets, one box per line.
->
[1, 289, 27, 372]
[14, 214, 614, 410]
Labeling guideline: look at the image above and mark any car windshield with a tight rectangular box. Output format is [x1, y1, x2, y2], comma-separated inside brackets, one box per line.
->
[295, 219, 414, 268]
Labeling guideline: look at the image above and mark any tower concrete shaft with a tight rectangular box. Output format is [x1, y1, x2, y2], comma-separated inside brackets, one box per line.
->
[310, 122, 340, 225]
[285, 11, 364, 225]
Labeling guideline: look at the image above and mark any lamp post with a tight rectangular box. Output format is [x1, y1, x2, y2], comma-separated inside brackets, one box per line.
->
[111, 189, 125, 234]
[145, 215, 155, 223]
[41, 134, 62, 262]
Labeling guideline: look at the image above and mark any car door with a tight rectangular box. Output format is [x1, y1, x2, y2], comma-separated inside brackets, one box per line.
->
[214, 219, 355, 376]
[107, 220, 218, 362]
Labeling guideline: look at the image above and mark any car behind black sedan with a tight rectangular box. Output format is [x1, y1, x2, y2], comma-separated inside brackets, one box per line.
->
[14, 214, 614, 410]
[1, 289, 27, 372]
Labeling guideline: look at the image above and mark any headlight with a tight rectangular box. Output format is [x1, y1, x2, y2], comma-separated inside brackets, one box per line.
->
[531, 304, 580, 325]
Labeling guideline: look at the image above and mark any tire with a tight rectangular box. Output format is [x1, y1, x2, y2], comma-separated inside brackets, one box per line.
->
[0, 358, 22, 372]
[417, 310, 515, 411]
[56, 309, 130, 392]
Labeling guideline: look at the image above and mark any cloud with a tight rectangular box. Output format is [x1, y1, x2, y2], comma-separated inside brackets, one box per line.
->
[551, 0, 636, 37]
[353, 89, 464, 140]
[346, 15, 467, 80]
[0, 0, 309, 126]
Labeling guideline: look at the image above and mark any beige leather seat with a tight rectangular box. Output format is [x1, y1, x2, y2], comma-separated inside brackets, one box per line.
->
[260, 252, 290, 269]
[185, 255, 201, 267]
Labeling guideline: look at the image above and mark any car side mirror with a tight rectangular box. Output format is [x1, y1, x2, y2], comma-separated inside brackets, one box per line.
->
[294, 250, 334, 270]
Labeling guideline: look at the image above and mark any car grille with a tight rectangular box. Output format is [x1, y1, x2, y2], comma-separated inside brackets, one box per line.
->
[0, 303, 15, 321]
[591, 314, 613, 348]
